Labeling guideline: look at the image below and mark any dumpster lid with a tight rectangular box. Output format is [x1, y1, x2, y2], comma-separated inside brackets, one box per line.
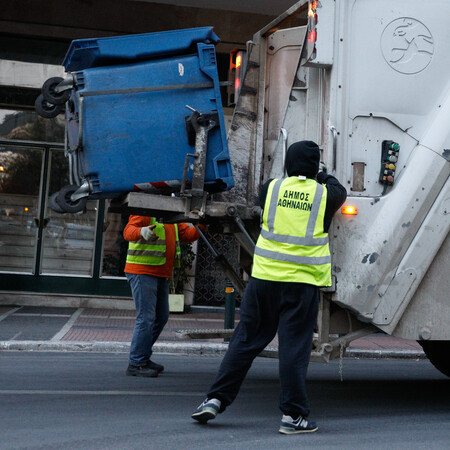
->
[63, 27, 220, 72]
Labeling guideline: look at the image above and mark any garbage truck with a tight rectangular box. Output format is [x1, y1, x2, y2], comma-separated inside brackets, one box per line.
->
[36, 0, 449, 377]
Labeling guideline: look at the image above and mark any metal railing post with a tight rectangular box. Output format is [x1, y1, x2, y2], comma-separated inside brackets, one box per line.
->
[224, 281, 236, 342]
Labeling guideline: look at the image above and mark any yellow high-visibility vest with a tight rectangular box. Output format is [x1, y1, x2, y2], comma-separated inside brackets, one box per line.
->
[126, 218, 181, 267]
[252, 176, 331, 286]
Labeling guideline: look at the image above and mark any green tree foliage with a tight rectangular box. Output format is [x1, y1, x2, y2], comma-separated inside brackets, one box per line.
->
[170, 242, 195, 294]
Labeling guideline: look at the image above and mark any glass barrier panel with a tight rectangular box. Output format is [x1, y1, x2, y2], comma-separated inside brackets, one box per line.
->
[40, 149, 97, 276]
[0, 145, 42, 273]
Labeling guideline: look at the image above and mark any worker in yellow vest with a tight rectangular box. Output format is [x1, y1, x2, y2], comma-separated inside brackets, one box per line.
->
[192, 140, 347, 434]
[123, 215, 202, 377]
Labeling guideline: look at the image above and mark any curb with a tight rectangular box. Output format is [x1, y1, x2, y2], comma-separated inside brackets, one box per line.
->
[0, 340, 425, 359]
[0, 341, 131, 353]
[0, 341, 229, 356]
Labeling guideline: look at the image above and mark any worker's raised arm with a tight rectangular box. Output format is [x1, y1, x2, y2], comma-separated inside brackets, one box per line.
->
[316, 172, 347, 231]
[123, 215, 151, 242]
[178, 223, 206, 243]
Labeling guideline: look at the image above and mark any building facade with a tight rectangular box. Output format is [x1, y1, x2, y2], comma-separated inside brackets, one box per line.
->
[0, 0, 296, 307]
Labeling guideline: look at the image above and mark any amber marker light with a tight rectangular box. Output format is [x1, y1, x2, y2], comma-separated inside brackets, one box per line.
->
[235, 53, 242, 68]
[341, 205, 358, 215]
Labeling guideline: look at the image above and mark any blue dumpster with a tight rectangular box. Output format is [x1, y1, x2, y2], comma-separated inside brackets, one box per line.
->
[63, 27, 220, 71]
[63, 27, 233, 199]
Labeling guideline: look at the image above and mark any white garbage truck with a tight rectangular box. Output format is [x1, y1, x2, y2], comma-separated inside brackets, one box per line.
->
[218, 0, 450, 376]
[42, 0, 449, 376]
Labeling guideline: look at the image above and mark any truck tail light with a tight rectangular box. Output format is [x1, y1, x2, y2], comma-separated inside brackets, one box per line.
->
[305, 0, 334, 67]
[307, 1, 319, 58]
[308, 30, 317, 43]
[227, 49, 246, 106]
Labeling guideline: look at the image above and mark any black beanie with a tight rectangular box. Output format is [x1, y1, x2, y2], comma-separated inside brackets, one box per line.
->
[285, 140, 320, 178]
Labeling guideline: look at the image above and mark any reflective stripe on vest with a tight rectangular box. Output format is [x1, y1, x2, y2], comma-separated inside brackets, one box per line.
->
[174, 225, 181, 268]
[252, 177, 331, 286]
[126, 221, 180, 267]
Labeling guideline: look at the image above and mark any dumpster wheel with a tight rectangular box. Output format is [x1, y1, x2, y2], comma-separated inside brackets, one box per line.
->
[49, 192, 65, 213]
[35, 94, 62, 119]
[55, 185, 88, 214]
[42, 77, 71, 105]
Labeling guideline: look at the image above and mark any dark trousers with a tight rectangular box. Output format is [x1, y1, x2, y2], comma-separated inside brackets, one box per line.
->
[207, 277, 320, 418]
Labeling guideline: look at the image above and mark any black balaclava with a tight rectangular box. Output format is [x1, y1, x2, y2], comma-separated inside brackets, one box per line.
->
[285, 140, 320, 178]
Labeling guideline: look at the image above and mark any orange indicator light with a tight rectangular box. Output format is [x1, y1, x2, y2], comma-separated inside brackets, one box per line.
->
[342, 205, 358, 215]
[309, 0, 318, 13]
[236, 53, 242, 68]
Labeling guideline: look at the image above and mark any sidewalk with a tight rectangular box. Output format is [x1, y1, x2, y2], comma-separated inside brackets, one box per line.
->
[0, 304, 425, 359]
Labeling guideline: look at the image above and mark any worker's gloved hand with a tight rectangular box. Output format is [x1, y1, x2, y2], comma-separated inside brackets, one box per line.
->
[140, 225, 158, 241]
[316, 171, 329, 184]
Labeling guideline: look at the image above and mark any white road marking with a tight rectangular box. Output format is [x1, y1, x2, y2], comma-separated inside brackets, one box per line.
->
[51, 308, 84, 341]
[14, 313, 72, 318]
[10, 331, 22, 340]
[0, 390, 203, 396]
[0, 307, 21, 323]
[80, 316, 226, 323]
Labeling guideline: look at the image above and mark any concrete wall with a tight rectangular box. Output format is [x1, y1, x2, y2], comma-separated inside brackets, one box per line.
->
[0, 0, 276, 55]
[0, 61, 64, 89]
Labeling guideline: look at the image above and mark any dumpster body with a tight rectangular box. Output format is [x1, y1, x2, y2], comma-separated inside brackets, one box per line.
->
[43, 27, 233, 205]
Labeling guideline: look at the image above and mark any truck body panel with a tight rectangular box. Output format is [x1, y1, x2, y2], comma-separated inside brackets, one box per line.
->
[224, 0, 450, 341]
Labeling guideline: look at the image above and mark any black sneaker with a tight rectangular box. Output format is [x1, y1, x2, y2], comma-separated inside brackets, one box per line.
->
[126, 363, 158, 378]
[279, 415, 318, 434]
[147, 360, 164, 374]
[191, 398, 221, 423]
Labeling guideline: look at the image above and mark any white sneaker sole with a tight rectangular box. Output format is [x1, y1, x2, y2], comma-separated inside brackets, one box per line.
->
[279, 425, 318, 434]
[192, 407, 218, 423]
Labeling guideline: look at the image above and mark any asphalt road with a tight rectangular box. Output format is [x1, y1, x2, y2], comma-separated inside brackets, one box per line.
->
[0, 352, 448, 450]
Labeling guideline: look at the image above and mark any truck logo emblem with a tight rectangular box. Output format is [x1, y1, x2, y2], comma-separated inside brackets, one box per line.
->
[381, 18, 434, 74]
[178, 63, 185, 76]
